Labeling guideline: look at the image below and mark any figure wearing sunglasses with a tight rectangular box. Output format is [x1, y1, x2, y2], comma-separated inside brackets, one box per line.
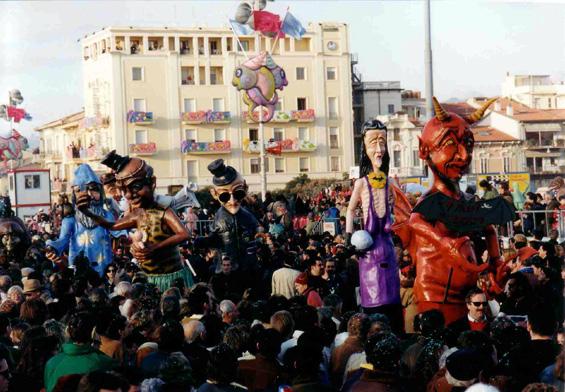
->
[196, 159, 258, 274]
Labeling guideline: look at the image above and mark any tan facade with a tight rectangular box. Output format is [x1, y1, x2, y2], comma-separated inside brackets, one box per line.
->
[43, 23, 356, 192]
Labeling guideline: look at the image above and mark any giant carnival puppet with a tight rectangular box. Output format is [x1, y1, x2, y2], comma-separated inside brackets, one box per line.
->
[77, 151, 193, 292]
[346, 120, 402, 332]
[392, 97, 515, 324]
[46, 164, 118, 276]
[196, 159, 258, 275]
[0, 196, 30, 263]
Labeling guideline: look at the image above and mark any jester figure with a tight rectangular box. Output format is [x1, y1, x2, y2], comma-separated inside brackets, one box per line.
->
[46, 164, 118, 276]
[393, 98, 515, 324]
[346, 120, 402, 332]
[77, 151, 193, 292]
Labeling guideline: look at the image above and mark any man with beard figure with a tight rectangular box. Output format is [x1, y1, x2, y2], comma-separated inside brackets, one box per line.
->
[47, 164, 118, 276]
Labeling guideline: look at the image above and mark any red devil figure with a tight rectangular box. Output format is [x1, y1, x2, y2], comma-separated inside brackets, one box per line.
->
[392, 97, 512, 324]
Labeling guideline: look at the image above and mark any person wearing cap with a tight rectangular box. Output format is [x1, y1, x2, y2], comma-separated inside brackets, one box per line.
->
[46, 164, 117, 276]
[77, 151, 193, 293]
[294, 272, 322, 308]
[195, 159, 258, 275]
[22, 279, 42, 300]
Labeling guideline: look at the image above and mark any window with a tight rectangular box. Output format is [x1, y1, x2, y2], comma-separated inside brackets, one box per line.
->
[185, 129, 196, 141]
[393, 128, 400, 141]
[298, 127, 309, 141]
[24, 175, 40, 189]
[412, 150, 420, 166]
[133, 99, 146, 112]
[275, 99, 283, 111]
[250, 158, 268, 173]
[187, 161, 197, 179]
[249, 128, 258, 141]
[132, 67, 143, 81]
[330, 157, 340, 172]
[212, 98, 224, 112]
[388, 104, 395, 114]
[275, 158, 285, 173]
[135, 130, 148, 144]
[9, 176, 13, 191]
[329, 127, 339, 148]
[480, 158, 488, 173]
[184, 98, 196, 113]
[214, 129, 225, 142]
[273, 128, 284, 142]
[297, 98, 307, 111]
[296, 67, 306, 80]
[299, 157, 309, 172]
[393, 150, 401, 168]
[326, 67, 337, 80]
[503, 157, 511, 173]
[239, 40, 249, 52]
[328, 97, 338, 119]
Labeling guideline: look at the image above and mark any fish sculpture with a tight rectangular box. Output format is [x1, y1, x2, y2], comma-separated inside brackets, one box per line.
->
[232, 51, 288, 122]
[0, 129, 28, 166]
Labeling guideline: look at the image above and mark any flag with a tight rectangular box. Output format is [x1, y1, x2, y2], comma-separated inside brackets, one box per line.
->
[229, 19, 254, 36]
[252, 10, 284, 38]
[6, 106, 26, 123]
[281, 12, 306, 39]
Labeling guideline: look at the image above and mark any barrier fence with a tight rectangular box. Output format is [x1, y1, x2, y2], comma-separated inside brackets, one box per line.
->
[187, 210, 564, 240]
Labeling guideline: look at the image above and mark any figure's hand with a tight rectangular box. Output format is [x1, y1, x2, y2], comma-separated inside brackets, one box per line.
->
[131, 242, 155, 261]
[76, 194, 92, 215]
[46, 248, 67, 269]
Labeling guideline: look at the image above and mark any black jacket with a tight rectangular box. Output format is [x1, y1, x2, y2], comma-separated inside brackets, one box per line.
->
[196, 206, 258, 271]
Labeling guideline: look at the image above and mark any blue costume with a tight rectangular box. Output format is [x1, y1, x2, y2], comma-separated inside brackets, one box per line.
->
[47, 164, 120, 276]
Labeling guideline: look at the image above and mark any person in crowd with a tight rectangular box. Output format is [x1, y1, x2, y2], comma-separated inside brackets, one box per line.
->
[479, 179, 498, 200]
[209, 256, 243, 302]
[197, 344, 247, 392]
[294, 273, 323, 308]
[446, 288, 491, 343]
[44, 311, 117, 392]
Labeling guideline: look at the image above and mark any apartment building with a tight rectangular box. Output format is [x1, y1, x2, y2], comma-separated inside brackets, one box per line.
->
[37, 23, 355, 193]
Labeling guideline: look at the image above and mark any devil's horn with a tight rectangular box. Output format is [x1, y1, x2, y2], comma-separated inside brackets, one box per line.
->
[465, 97, 498, 124]
[432, 97, 450, 122]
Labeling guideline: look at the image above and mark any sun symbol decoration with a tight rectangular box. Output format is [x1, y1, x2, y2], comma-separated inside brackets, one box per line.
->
[77, 231, 94, 246]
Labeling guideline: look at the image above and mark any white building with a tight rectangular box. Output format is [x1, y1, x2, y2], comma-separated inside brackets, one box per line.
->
[7, 167, 51, 220]
[501, 73, 565, 110]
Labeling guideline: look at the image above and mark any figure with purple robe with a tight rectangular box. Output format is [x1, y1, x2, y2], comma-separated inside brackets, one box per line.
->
[346, 120, 402, 332]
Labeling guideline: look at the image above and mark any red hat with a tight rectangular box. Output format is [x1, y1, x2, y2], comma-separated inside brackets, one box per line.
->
[295, 272, 308, 286]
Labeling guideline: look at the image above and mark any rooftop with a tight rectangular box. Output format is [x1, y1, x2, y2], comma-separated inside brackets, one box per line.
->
[34, 111, 84, 131]
[472, 126, 518, 143]
[495, 97, 565, 122]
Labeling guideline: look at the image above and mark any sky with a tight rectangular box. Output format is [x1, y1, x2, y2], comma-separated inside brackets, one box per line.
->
[1, 0, 564, 144]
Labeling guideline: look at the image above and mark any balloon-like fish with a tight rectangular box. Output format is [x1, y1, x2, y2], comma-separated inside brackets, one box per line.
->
[232, 51, 287, 122]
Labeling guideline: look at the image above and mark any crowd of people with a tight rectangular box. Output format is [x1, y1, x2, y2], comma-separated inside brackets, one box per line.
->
[0, 178, 562, 392]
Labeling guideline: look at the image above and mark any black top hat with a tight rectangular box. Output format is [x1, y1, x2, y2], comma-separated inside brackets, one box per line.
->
[101, 150, 131, 173]
[208, 159, 238, 186]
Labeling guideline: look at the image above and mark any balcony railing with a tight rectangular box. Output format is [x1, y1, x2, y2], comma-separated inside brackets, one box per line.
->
[181, 140, 231, 154]
[290, 109, 316, 122]
[243, 138, 316, 154]
[129, 142, 157, 155]
[181, 110, 231, 125]
[127, 111, 154, 124]
[242, 109, 316, 123]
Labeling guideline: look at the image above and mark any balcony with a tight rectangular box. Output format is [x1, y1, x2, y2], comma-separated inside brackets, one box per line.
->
[79, 115, 109, 130]
[290, 109, 316, 123]
[243, 109, 315, 124]
[129, 142, 157, 156]
[181, 140, 231, 154]
[243, 138, 316, 154]
[181, 110, 231, 125]
[127, 111, 154, 124]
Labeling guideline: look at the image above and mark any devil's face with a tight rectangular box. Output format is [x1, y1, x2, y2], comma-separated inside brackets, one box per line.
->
[421, 116, 474, 182]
